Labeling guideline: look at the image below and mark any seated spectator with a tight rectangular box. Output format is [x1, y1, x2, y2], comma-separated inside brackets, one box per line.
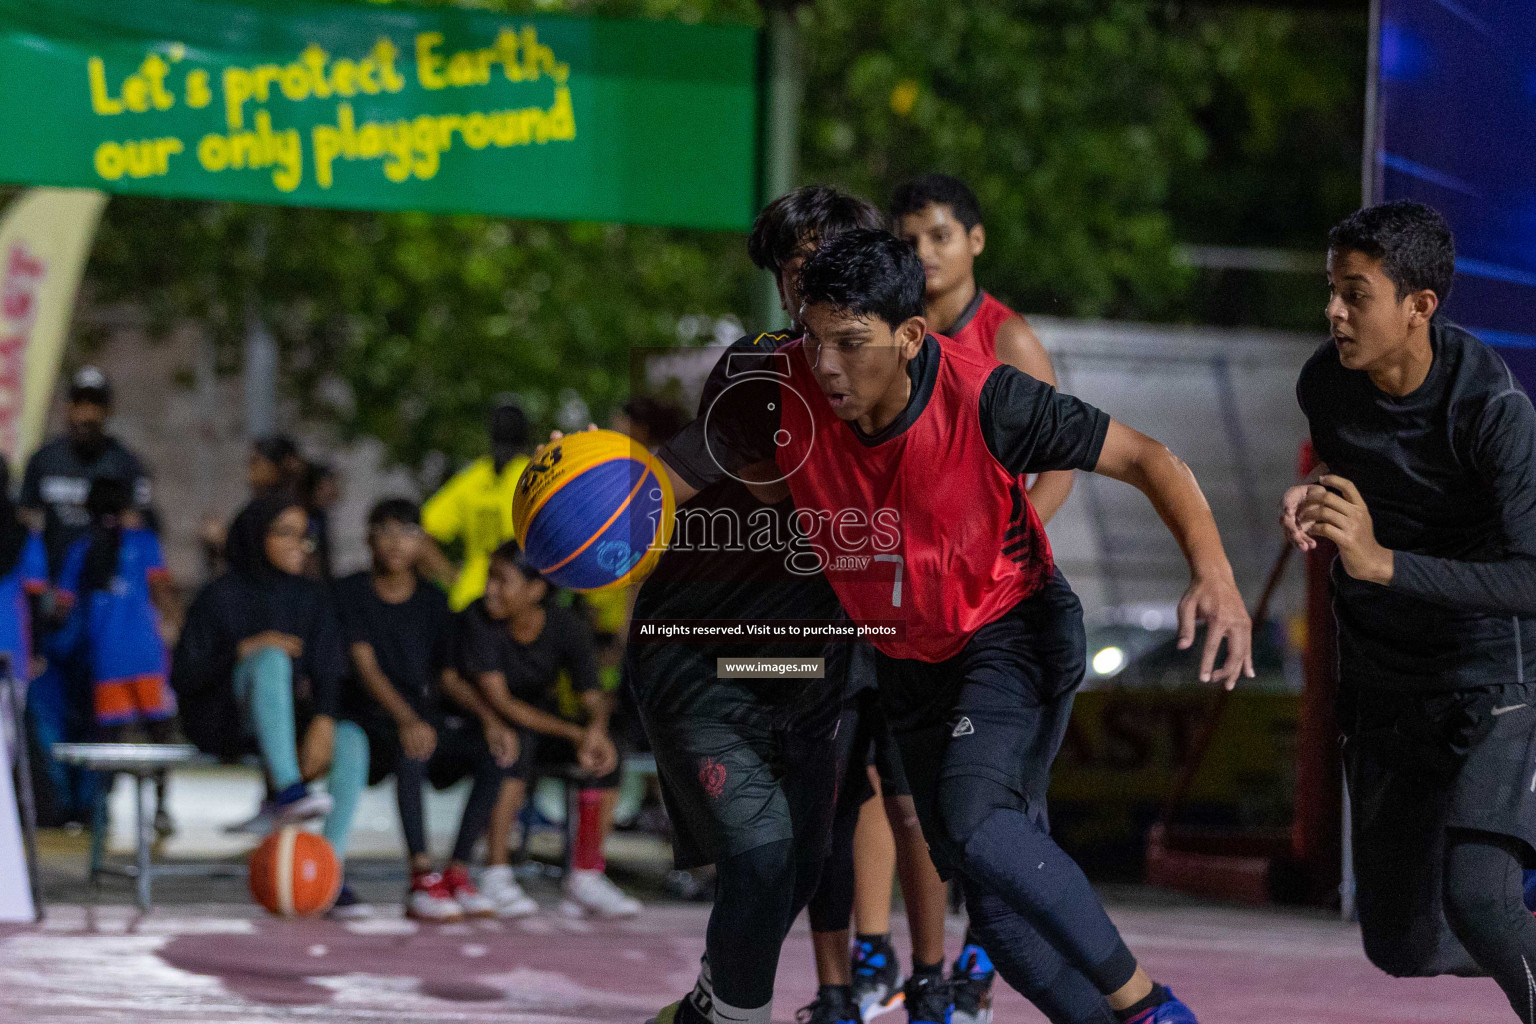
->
[170, 493, 369, 906]
[248, 435, 305, 496]
[53, 478, 179, 833]
[459, 541, 638, 919]
[337, 499, 518, 921]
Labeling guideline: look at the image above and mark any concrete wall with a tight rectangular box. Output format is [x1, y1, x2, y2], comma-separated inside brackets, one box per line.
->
[1033, 316, 1320, 622]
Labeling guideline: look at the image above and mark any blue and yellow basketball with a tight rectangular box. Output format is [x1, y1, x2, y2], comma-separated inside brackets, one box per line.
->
[513, 429, 675, 592]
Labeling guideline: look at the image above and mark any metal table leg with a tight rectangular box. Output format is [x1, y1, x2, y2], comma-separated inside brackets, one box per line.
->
[88, 785, 108, 887]
[135, 773, 153, 912]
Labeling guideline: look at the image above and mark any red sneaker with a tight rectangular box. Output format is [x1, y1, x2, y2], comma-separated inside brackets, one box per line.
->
[442, 864, 496, 918]
[405, 870, 463, 923]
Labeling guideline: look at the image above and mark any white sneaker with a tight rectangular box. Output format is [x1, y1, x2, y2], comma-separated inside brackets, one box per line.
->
[225, 801, 277, 835]
[560, 868, 641, 918]
[275, 789, 333, 823]
[479, 864, 538, 919]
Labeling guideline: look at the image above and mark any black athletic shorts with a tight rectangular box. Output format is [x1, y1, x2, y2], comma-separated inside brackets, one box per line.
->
[835, 683, 911, 808]
[873, 570, 1085, 880]
[627, 642, 844, 870]
[1343, 680, 1536, 976]
[508, 729, 623, 789]
[356, 713, 495, 789]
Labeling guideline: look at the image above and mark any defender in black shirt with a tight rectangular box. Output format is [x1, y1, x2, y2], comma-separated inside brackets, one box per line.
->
[638, 188, 882, 1024]
[1283, 202, 1536, 1018]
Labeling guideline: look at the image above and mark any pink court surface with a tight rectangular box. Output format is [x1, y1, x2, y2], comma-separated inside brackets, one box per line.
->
[0, 895, 1511, 1024]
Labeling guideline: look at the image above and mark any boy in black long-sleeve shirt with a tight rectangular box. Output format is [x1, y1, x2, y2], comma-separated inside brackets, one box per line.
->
[1282, 201, 1536, 1019]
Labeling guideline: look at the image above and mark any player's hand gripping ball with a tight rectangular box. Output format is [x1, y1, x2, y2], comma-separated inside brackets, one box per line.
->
[514, 428, 675, 592]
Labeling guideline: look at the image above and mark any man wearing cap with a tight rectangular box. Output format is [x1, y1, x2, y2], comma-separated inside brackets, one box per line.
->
[18, 366, 155, 825]
[19, 366, 153, 575]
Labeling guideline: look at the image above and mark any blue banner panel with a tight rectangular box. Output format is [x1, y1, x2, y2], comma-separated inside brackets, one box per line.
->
[1374, 0, 1536, 377]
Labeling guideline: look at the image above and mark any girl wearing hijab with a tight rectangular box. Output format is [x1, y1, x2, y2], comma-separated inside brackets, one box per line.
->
[171, 493, 369, 874]
[198, 435, 306, 579]
[0, 459, 47, 707]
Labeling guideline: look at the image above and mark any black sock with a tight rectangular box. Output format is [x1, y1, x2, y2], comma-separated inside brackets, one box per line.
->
[818, 984, 854, 1005]
[856, 932, 892, 949]
[1115, 983, 1170, 1021]
[910, 960, 944, 980]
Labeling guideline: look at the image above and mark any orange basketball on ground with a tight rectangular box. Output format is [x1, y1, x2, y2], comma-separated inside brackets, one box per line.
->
[249, 827, 341, 917]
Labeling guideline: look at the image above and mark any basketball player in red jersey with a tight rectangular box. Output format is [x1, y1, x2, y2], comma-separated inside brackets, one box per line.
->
[887, 172, 1080, 1021]
[658, 229, 1252, 1024]
[891, 172, 1073, 528]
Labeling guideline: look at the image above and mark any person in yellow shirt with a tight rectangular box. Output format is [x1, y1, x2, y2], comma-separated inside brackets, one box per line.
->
[421, 402, 531, 611]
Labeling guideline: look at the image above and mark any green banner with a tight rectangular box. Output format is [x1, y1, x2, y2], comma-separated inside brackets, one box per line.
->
[0, 0, 760, 230]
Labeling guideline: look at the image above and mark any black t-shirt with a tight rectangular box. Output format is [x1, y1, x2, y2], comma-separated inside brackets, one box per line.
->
[20, 436, 151, 575]
[632, 329, 848, 681]
[635, 336, 844, 616]
[660, 334, 1108, 491]
[335, 571, 453, 723]
[1298, 320, 1536, 690]
[457, 598, 599, 707]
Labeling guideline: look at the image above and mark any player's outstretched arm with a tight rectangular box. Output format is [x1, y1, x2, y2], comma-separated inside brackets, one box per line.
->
[660, 458, 700, 506]
[1093, 420, 1254, 688]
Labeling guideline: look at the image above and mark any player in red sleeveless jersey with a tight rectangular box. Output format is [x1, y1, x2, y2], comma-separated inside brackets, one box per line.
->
[888, 172, 1081, 1021]
[658, 230, 1251, 1024]
[891, 172, 1073, 530]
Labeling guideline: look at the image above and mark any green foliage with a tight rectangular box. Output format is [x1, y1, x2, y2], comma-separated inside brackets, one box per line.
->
[799, 0, 1365, 322]
[87, 198, 756, 470]
[74, 0, 1364, 472]
[802, 0, 1213, 319]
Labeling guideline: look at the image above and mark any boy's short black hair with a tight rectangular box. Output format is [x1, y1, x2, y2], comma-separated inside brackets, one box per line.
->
[889, 173, 983, 231]
[747, 186, 886, 274]
[798, 229, 927, 330]
[488, 400, 528, 448]
[252, 434, 299, 466]
[367, 497, 420, 529]
[1328, 201, 1456, 304]
[490, 539, 544, 582]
